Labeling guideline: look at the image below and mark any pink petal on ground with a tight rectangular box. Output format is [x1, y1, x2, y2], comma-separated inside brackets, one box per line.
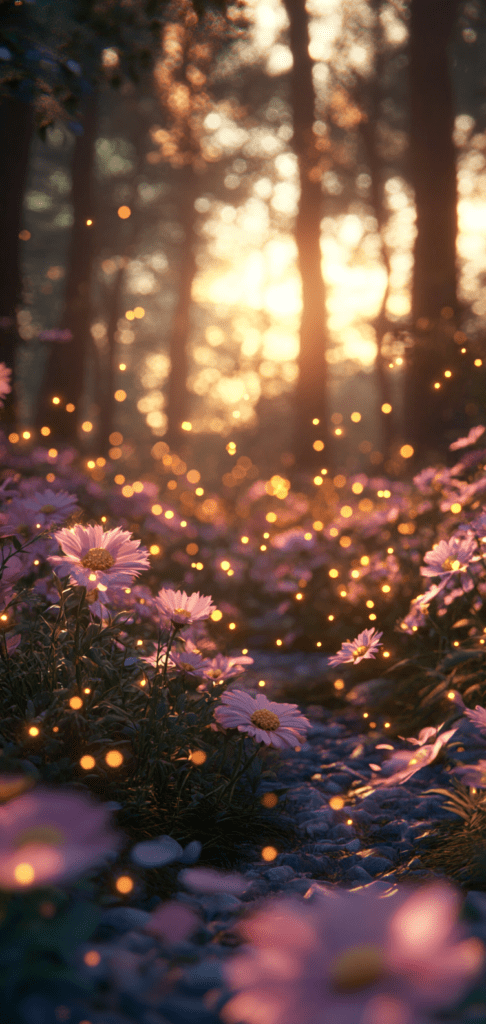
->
[179, 867, 249, 894]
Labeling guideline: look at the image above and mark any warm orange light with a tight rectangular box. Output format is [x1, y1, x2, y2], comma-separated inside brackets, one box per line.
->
[329, 796, 344, 810]
[229, 622, 236, 630]
[40, 426, 50, 436]
[52, 396, 61, 405]
[114, 390, 126, 402]
[115, 875, 134, 894]
[28, 726, 39, 737]
[14, 863, 35, 885]
[105, 750, 123, 768]
[474, 359, 483, 367]
[118, 206, 131, 219]
[450, 503, 462, 514]
[81, 421, 93, 432]
[66, 403, 75, 412]
[211, 609, 223, 621]
[80, 755, 96, 770]
[261, 845, 278, 861]
[69, 696, 83, 710]
[313, 440, 325, 451]
[261, 792, 278, 808]
[182, 421, 192, 431]
[399, 445, 414, 458]
[189, 750, 207, 765]
[334, 679, 345, 690]
[381, 404, 392, 414]
[84, 950, 101, 966]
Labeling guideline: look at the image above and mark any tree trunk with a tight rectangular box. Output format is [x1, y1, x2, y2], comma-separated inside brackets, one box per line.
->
[281, 0, 332, 471]
[37, 93, 98, 442]
[0, 95, 34, 424]
[165, 166, 197, 452]
[404, 0, 462, 461]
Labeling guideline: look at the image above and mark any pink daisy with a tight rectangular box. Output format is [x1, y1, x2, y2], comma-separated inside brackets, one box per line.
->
[222, 882, 484, 1024]
[0, 787, 121, 889]
[213, 690, 311, 749]
[420, 536, 477, 579]
[0, 363, 11, 407]
[154, 588, 216, 626]
[328, 627, 383, 666]
[48, 523, 150, 590]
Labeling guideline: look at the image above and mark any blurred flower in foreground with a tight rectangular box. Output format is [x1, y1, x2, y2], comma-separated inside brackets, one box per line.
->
[371, 724, 458, 787]
[420, 536, 477, 579]
[214, 690, 311, 749]
[154, 587, 216, 625]
[329, 628, 383, 666]
[0, 787, 121, 889]
[144, 898, 201, 943]
[221, 883, 484, 1024]
[0, 363, 11, 406]
[49, 523, 150, 590]
[449, 425, 485, 450]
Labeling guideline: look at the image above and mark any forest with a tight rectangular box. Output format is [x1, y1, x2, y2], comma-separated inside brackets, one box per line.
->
[3, 2, 486, 1024]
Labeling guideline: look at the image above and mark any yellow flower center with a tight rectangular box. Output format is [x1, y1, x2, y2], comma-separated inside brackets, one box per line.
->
[206, 668, 222, 678]
[80, 547, 115, 571]
[14, 825, 65, 849]
[329, 944, 385, 992]
[173, 607, 192, 618]
[442, 557, 462, 571]
[250, 709, 280, 731]
[353, 645, 368, 659]
[40, 504, 57, 514]
[179, 661, 196, 672]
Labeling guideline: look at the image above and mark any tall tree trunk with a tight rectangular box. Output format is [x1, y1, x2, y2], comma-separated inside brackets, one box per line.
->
[37, 93, 98, 442]
[165, 166, 197, 452]
[404, 0, 462, 461]
[281, 0, 332, 471]
[0, 96, 34, 424]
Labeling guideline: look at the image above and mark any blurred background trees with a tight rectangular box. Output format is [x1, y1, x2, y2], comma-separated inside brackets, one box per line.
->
[1, 0, 486, 480]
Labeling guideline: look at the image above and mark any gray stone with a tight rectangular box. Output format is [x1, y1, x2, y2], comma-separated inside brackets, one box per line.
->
[182, 958, 223, 992]
[344, 865, 373, 883]
[344, 838, 361, 852]
[198, 893, 242, 917]
[360, 856, 394, 875]
[264, 865, 295, 883]
[100, 907, 151, 932]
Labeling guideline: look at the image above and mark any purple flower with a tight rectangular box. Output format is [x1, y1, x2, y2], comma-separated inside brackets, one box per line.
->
[421, 536, 477, 579]
[221, 883, 484, 1024]
[329, 628, 383, 666]
[154, 588, 216, 626]
[213, 690, 311, 749]
[49, 523, 150, 591]
[464, 705, 486, 733]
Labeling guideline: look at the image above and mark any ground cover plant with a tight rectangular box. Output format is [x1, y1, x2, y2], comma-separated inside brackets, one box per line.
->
[5, 407, 486, 1021]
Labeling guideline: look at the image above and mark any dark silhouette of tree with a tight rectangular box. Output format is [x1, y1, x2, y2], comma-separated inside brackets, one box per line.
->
[404, 0, 464, 461]
[0, 94, 33, 423]
[36, 92, 98, 442]
[281, 0, 332, 471]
